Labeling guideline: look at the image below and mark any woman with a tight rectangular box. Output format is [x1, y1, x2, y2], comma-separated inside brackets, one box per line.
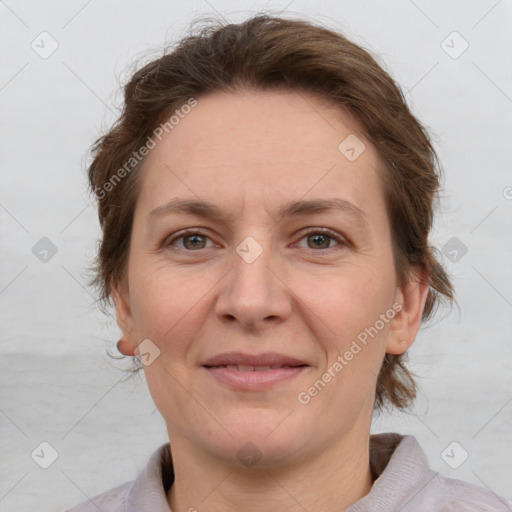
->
[68, 14, 512, 512]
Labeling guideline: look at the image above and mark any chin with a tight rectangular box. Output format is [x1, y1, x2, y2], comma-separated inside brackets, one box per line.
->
[210, 436, 308, 470]
[198, 411, 316, 469]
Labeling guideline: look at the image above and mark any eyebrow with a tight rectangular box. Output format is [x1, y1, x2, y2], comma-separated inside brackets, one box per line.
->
[147, 198, 366, 223]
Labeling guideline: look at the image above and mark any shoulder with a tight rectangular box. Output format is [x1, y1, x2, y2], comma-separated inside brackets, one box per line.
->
[64, 481, 131, 512]
[418, 472, 512, 511]
[64, 443, 172, 512]
[362, 433, 512, 512]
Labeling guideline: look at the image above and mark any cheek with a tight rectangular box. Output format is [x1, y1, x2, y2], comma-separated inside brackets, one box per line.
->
[128, 262, 199, 349]
[298, 265, 394, 388]
[299, 272, 393, 410]
[309, 268, 393, 334]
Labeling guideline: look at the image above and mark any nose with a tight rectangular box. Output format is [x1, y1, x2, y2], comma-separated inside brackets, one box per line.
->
[214, 236, 293, 330]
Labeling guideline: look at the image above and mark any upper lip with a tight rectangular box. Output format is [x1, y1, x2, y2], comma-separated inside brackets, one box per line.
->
[202, 352, 308, 367]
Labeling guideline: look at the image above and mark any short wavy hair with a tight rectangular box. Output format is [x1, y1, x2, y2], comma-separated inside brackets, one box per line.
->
[87, 14, 454, 413]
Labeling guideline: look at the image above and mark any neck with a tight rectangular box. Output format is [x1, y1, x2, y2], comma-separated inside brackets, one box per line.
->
[166, 429, 374, 512]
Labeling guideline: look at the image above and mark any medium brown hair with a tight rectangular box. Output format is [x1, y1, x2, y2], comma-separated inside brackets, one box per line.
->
[87, 14, 454, 412]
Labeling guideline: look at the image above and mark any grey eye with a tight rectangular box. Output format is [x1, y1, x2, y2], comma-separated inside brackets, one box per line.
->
[181, 234, 208, 250]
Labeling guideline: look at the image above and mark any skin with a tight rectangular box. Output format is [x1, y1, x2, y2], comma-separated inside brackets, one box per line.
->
[113, 89, 429, 512]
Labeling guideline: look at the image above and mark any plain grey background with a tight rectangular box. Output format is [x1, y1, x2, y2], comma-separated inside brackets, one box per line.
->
[1, 0, 511, 510]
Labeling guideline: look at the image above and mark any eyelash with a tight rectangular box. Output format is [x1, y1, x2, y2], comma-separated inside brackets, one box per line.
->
[163, 228, 347, 252]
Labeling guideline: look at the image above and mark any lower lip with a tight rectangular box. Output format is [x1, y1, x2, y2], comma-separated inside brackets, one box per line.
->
[203, 366, 308, 390]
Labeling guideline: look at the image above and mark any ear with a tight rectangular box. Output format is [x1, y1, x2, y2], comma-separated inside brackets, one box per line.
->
[386, 267, 429, 355]
[111, 277, 137, 356]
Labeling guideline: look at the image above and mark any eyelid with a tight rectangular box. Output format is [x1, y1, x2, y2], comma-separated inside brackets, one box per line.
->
[163, 227, 349, 251]
[163, 228, 217, 249]
[294, 227, 348, 249]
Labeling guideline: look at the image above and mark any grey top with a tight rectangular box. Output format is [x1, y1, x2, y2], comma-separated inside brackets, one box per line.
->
[66, 432, 512, 511]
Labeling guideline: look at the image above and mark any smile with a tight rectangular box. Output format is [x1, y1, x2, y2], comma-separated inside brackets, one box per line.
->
[208, 364, 305, 371]
[203, 365, 308, 390]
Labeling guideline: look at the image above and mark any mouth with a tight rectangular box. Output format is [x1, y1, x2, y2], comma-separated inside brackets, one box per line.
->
[201, 353, 310, 390]
[202, 352, 308, 367]
[205, 364, 307, 371]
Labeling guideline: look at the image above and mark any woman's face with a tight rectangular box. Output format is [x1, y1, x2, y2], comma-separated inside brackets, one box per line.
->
[114, 89, 427, 467]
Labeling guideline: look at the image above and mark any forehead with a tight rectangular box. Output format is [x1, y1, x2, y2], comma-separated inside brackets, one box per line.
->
[136, 89, 386, 223]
